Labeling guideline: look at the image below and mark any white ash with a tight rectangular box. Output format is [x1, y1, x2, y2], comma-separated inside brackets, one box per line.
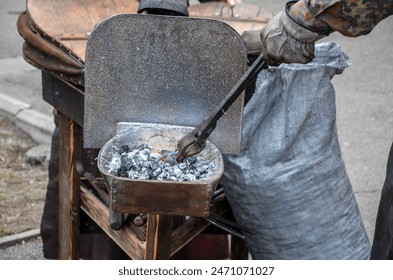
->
[107, 144, 217, 181]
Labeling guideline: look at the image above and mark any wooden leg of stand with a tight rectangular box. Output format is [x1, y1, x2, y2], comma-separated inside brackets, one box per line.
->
[230, 235, 249, 260]
[58, 114, 82, 259]
[145, 214, 173, 259]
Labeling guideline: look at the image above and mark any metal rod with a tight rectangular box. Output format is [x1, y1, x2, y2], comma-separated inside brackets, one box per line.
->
[177, 54, 267, 161]
[204, 216, 246, 239]
[209, 213, 255, 235]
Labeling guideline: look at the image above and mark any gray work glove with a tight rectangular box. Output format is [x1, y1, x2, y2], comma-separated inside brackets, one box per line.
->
[260, 10, 325, 65]
[241, 29, 263, 57]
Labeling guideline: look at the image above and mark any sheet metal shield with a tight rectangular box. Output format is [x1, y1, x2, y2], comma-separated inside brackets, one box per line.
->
[84, 14, 247, 153]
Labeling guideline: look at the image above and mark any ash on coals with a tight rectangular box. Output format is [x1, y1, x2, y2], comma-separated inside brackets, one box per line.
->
[107, 144, 217, 182]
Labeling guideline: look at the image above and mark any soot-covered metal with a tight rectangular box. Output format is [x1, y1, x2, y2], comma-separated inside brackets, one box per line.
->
[97, 123, 224, 216]
[84, 13, 247, 154]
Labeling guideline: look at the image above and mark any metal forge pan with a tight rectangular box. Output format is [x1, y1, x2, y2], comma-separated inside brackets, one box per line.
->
[84, 13, 247, 153]
[98, 122, 223, 217]
[85, 13, 247, 217]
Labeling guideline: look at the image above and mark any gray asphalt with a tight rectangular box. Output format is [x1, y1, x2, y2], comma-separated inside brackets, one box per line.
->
[0, 237, 44, 260]
[1, 0, 393, 259]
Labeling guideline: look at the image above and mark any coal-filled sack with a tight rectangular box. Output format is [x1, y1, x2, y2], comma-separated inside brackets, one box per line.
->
[220, 42, 371, 259]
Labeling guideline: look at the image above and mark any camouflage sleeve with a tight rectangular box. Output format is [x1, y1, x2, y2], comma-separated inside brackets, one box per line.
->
[288, 0, 393, 37]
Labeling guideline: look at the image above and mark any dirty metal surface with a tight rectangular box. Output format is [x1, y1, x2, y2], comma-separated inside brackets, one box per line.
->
[84, 13, 247, 154]
[98, 122, 224, 217]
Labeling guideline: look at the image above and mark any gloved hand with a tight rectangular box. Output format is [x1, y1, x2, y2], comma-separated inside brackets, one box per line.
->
[260, 9, 325, 65]
[241, 29, 263, 57]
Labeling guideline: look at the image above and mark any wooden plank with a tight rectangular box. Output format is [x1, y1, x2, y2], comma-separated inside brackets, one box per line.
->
[170, 216, 210, 257]
[27, 0, 269, 63]
[188, 2, 272, 34]
[65, 41, 87, 62]
[27, 0, 139, 62]
[231, 3, 261, 32]
[112, 180, 214, 217]
[170, 200, 229, 256]
[83, 0, 138, 26]
[51, 0, 93, 54]
[58, 114, 82, 259]
[111, 0, 139, 14]
[27, 0, 73, 50]
[83, 0, 118, 27]
[252, 7, 274, 31]
[42, 72, 84, 126]
[80, 185, 145, 260]
[144, 214, 173, 260]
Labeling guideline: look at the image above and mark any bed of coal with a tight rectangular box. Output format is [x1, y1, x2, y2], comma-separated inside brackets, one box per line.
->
[106, 144, 217, 182]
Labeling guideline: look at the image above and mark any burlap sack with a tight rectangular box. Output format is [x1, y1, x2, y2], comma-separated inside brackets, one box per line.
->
[221, 42, 371, 259]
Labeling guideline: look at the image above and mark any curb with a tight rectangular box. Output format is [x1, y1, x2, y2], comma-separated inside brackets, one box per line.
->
[0, 229, 41, 249]
[0, 92, 54, 144]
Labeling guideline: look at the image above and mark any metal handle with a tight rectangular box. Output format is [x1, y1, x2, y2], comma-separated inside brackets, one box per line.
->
[177, 53, 267, 161]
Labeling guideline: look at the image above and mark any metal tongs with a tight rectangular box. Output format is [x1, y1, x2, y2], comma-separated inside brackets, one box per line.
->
[176, 54, 268, 162]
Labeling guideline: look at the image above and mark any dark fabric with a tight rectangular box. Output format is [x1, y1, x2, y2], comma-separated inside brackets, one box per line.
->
[137, 0, 189, 16]
[40, 111, 130, 259]
[370, 142, 393, 259]
[17, 12, 84, 87]
[40, 111, 60, 259]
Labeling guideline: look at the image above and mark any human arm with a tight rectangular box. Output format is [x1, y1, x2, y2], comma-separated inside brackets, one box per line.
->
[260, 0, 393, 65]
[289, 0, 393, 37]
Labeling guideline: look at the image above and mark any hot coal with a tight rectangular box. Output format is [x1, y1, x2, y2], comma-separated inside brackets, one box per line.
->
[107, 144, 217, 182]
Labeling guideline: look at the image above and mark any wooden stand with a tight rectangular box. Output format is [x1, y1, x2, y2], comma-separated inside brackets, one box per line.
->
[42, 73, 247, 260]
[25, 0, 272, 260]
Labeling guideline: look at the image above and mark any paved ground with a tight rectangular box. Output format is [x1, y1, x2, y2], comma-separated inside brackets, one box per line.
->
[1, 238, 44, 260]
[0, 230, 44, 260]
[1, 0, 393, 259]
